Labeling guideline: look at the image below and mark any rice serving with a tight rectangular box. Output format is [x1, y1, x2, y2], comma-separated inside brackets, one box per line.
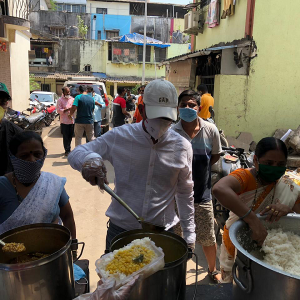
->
[261, 228, 300, 277]
[98, 237, 159, 282]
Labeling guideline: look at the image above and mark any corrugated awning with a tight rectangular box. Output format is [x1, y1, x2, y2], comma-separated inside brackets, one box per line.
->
[119, 33, 170, 49]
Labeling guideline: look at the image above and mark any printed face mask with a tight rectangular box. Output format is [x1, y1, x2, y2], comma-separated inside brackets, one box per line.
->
[144, 118, 172, 140]
[179, 108, 198, 122]
[258, 164, 286, 183]
[9, 149, 47, 184]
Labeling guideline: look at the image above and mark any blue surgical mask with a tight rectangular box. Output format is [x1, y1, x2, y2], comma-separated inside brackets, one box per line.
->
[179, 108, 198, 122]
[73, 264, 86, 281]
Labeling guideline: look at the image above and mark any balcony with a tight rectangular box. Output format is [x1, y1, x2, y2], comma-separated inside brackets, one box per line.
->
[0, 0, 30, 40]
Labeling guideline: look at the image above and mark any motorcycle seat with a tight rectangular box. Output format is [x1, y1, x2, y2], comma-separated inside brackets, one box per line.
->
[25, 112, 44, 123]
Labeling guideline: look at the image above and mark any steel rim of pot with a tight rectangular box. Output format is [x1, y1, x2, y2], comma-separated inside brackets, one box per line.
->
[0, 223, 72, 271]
[229, 213, 300, 280]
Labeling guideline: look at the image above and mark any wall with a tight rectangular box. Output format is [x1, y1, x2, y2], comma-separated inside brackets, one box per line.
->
[9, 30, 30, 111]
[131, 16, 170, 43]
[57, 39, 81, 72]
[80, 39, 106, 72]
[106, 60, 165, 78]
[167, 44, 190, 59]
[29, 11, 91, 37]
[40, 0, 49, 10]
[195, 0, 247, 50]
[87, 1, 129, 15]
[0, 44, 12, 97]
[92, 14, 131, 40]
[33, 77, 57, 93]
[56, 0, 86, 3]
[214, 1, 300, 142]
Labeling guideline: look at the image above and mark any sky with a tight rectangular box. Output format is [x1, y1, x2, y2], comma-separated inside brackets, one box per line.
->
[151, 0, 191, 5]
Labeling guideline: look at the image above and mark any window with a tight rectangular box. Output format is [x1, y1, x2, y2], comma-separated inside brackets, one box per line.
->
[108, 42, 112, 61]
[65, 4, 71, 12]
[154, 48, 166, 62]
[97, 31, 102, 40]
[96, 8, 107, 14]
[84, 65, 91, 72]
[41, 84, 50, 92]
[72, 5, 80, 13]
[138, 46, 151, 62]
[81, 5, 86, 13]
[56, 4, 63, 11]
[52, 28, 65, 38]
[106, 30, 119, 39]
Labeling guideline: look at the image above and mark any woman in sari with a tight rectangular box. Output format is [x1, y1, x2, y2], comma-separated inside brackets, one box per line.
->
[0, 131, 76, 238]
[213, 137, 300, 283]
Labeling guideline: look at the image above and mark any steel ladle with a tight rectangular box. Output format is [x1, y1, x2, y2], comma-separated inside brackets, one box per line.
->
[103, 183, 165, 232]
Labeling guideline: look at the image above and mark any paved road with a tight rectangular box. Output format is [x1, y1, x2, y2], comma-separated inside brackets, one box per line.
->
[41, 121, 221, 291]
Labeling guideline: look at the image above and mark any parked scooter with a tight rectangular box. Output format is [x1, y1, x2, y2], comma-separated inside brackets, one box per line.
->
[30, 100, 57, 126]
[212, 146, 254, 238]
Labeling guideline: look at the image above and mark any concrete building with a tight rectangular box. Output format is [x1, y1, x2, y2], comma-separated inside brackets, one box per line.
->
[162, 0, 300, 141]
[55, 0, 87, 13]
[0, 0, 32, 111]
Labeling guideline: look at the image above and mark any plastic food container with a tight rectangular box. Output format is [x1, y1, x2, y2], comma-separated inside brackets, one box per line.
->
[95, 237, 165, 288]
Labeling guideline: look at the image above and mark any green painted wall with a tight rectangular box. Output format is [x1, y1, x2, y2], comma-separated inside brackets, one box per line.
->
[215, 0, 300, 142]
[195, 0, 247, 49]
[167, 44, 190, 59]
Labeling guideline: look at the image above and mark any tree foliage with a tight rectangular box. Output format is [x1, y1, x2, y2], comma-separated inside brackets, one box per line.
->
[29, 74, 40, 92]
[77, 16, 88, 39]
[50, 0, 57, 11]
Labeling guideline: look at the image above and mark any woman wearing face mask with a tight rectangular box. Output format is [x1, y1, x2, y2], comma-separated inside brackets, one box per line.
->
[0, 131, 76, 239]
[213, 137, 300, 283]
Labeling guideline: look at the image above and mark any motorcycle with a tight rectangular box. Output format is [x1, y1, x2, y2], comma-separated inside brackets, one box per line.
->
[212, 146, 254, 238]
[30, 100, 57, 126]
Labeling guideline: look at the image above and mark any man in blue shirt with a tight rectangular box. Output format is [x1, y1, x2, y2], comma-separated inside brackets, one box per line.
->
[87, 86, 106, 138]
[69, 85, 95, 147]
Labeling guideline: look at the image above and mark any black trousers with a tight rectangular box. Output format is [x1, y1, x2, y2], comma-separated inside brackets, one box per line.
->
[61, 123, 74, 153]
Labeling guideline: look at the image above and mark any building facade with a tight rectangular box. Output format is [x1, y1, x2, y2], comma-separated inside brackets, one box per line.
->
[0, 0, 31, 111]
[164, 0, 300, 141]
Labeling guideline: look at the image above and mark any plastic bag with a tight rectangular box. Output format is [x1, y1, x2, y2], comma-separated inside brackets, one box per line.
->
[73, 276, 139, 300]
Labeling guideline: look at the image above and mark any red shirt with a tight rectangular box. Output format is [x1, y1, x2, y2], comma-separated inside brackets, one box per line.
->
[114, 96, 126, 108]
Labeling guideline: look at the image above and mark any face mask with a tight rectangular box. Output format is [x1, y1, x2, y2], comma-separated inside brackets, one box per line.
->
[73, 264, 86, 281]
[179, 108, 198, 122]
[144, 118, 172, 140]
[65, 95, 70, 99]
[0, 106, 4, 121]
[258, 164, 286, 183]
[9, 149, 47, 184]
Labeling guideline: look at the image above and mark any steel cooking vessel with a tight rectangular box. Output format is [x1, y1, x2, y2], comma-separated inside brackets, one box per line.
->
[110, 229, 189, 300]
[230, 214, 300, 300]
[0, 224, 76, 300]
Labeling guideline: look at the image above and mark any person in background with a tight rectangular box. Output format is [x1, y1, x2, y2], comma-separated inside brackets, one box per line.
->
[68, 79, 196, 252]
[125, 89, 136, 112]
[69, 85, 95, 147]
[0, 131, 76, 239]
[56, 87, 74, 156]
[112, 87, 131, 127]
[197, 84, 214, 120]
[133, 85, 145, 123]
[172, 90, 222, 283]
[48, 55, 53, 65]
[213, 137, 300, 283]
[0, 82, 23, 176]
[87, 86, 106, 138]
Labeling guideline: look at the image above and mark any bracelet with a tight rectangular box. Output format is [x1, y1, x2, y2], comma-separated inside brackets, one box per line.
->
[239, 208, 252, 220]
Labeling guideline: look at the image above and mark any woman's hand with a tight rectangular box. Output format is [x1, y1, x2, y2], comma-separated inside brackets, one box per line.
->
[260, 203, 293, 222]
[244, 212, 268, 246]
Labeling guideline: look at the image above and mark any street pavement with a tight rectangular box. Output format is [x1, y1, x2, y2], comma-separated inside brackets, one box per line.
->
[41, 120, 221, 291]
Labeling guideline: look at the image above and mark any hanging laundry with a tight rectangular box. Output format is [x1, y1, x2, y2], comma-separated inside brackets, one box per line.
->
[124, 49, 130, 56]
[113, 48, 122, 55]
[206, 0, 220, 28]
[221, 0, 234, 19]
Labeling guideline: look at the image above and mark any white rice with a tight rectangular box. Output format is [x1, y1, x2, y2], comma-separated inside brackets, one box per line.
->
[261, 228, 300, 277]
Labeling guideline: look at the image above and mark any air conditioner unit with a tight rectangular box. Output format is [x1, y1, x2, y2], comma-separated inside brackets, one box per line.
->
[183, 11, 200, 34]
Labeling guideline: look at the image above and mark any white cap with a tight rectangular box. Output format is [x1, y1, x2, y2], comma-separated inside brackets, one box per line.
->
[143, 79, 178, 121]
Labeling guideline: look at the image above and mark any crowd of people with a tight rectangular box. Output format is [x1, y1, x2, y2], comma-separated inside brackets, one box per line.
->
[0, 78, 300, 290]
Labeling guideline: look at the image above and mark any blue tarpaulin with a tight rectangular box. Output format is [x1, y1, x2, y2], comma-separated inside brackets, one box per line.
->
[119, 33, 170, 48]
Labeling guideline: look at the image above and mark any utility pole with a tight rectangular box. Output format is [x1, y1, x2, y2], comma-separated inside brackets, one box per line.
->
[142, 0, 147, 84]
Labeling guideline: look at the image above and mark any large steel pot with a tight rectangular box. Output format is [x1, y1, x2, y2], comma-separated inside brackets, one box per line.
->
[230, 214, 300, 300]
[110, 229, 189, 300]
[0, 223, 77, 300]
